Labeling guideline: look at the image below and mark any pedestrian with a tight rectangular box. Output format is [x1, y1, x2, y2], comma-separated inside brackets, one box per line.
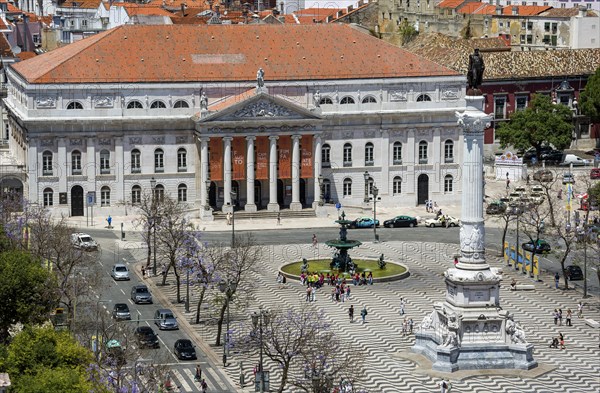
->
[349, 305, 354, 323]
[549, 336, 559, 348]
[399, 298, 405, 316]
[408, 318, 414, 334]
[566, 309, 572, 326]
[453, 256, 459, 266]
[526, 174, 530, 184]
[195, 365, 202, 382]
[438, 378, 450, 393]
[577, 301, 584, 318]
[360, 306, 368, 324]
[510, 278, 516, 291]
[141, 265, 146, 279]
[345, 285, 351, 300]
[276, 272, 283, 289]
[226, 212, 232, 225]
[312, 234, 318, 248]
[506, 177, 510, 189]
[201, 378, 208, 392]
[557, 189, 563, 200]
[553, 309, 558, 325]
[434, 201, 438, 210]
[559, 332, 565, 350]
[401, 318, 407, 336]
[554, 272, 560, 289]
[306, 286, 312, 302]
[558, 308, 563, 326]
[276, 212, 281, 225]
[425, 200, 431, 213]
[367, 272, 373, 285]
[107, 215, 112, 227]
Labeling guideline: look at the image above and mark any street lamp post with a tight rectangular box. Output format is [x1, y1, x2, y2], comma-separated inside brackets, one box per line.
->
[372, 185, 379, 243]
[252, 306, 269, 392]
[150, 177, 158, 277]
[363, 171, 370, 203]
[230, 191, 237, 248]
[219, 279, 237, 367]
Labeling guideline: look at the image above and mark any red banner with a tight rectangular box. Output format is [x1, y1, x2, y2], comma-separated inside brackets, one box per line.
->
[278, 135, 291, 179]
[301, 135, 313, 178]
[209, 138, 223, 181]
[232, 137, 245, 180]
[255, 136, 268, 180]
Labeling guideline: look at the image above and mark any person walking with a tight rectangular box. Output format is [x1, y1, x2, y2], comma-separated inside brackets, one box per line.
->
[312, 234, 318, 248]
[577, 302, 584, 318]
[408, 318, 414, 334]
[195, 365, 202, 382]
[345, 285, 351, 300]
[360, 306, 368, 324]
[401, 318, 408, 336]
[141, 265, 146, 279]
[349, 305, 354, 323]
[306, 286, 312, 302]
[566, 309, 572, 326]
[506, 177, 510, 189]
[553, 309, 558, 325]
[399, 298, 405, 316]
[554, 272, 560, 289]
[559, 332, 565, 350]
[438, 378, 450, 393]
[558, 309, 563, 326]
[201, 379, 208, 392]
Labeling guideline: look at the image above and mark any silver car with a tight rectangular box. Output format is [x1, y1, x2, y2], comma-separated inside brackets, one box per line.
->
[111, 264, 130, 281]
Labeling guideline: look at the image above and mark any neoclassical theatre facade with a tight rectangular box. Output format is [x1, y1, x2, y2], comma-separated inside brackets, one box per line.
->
[3, 24, 468, 218]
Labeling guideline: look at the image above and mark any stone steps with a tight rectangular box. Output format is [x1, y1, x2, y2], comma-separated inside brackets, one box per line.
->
[212, 208, 316, 220]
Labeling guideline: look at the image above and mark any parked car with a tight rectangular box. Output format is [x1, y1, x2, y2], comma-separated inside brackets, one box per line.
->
[135, 326, 160, 349]
[131, 285, 153, 304]
[565, 265, 584, 281]
[591, 168, 600, 180]
[522, 239, 551, 254]
[531, 185, 544, 193]
[509, 193, 522, 202]
[514, 187, 527, 196]
[486, 201, 507, 215]
[540, 150, 564, 165]
[154, 309, 179, 330]
[562, 173, 575, 184]
[174, 339, 197, 360]
[111, 264, 130, 281]
[424, 216, 460, 228]
[383, 215, 418, 228]
[530, 193, 545, 205]
[560, 154, 590, 166]
[508, 203, 525, 215]
[533, 169, 553, 182]
[349, 217, 380, 229]
[71, 233, 98, 251]
[112, 303, 131, 320]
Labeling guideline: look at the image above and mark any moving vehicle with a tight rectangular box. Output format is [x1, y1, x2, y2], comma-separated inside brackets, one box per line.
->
[71, 233, 98, 251]
[560, 154, 590, 167]
[565, 265, 583, 281]
[112, 303, 131, 320]
[383, 216, 418, 228]
[562, 173, 575, 184]
[131, 285, 153, 304]
[174, 339, 197, 360]
[591, 168, 600, 180]
[540, 150, 563, 165]
[533, 169, 553, 182]
[522, 239, 551, 254]
[154, 309, 179, 330]
[135, 326, 160, 349]
[349, 217, 380, 229]
[424, 216, 460, 228]
[111, 264, 130, 281]
[486, 201, 507, 215]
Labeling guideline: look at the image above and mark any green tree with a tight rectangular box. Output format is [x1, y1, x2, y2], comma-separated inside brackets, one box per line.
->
[0, 251, 57, 342]
[495, 94, 573, 161]
[398, 19, 418, 45]
[580, 66, 600, 123]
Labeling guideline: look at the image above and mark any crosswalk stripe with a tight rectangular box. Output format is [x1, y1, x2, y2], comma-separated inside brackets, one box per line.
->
[204, 366, 228, 391]
[172, 369, 192, 392]
[183, 368, 202, 390]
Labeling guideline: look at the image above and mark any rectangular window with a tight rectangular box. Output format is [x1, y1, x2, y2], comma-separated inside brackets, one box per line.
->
[43, 191, 53, 206]
[178, 187, 187, 202]
[177, 151, 187, 172]
[526, 35, 533, 44]
[527, 22, 533, 30]
[444, 143, 454, 163]
[100, 153, 110, 174]
[516, 95, 528, 111]
[132, 189, 141, 204]
[131, 151, 141, 173]
[544, 22, 550, 32]
[365, 145, 374, 166]
[42, 154, 53, 176]
[72, 154, 82, 175]
[520, 34, 526, 44]
[444, 177, 453, 192]
[155, 152, 164, 172]
[494, 96, 507, 119]
[81, 19, 88, 27]
[101, 190, 110, 207]
[393, 144, 402, 165]
[343, 146, 352, 167]
[322, 146, 331, 166]
[418, 144, 428, 164]
[551, 36, 557, 46]
[343, 181, 352, 196]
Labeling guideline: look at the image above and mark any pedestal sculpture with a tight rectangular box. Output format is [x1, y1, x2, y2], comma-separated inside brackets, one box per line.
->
[413, 96, 537, 372]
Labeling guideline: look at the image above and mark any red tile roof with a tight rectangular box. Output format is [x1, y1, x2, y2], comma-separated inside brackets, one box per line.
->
[294, 7, 343, 22]
[501, 5, 551, 15]
[437, 0, 468, 9]
[208, 88, 255, 112]
[17, 51, 36, 60]
[12, 24, 458, 84]
[457, 2, 491, 14]
[122, 4, 173, 17]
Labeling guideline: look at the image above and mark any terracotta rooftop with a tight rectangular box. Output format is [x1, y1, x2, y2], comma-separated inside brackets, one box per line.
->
[457, 2, 493, 14]
[11, 24, 458, 84]
[438, 0, 469, 8]
[122, 4, 174, 17]
[0, 32, 13, 57]
[541, 7, 597, 17]
[208, 88, 255, 112]
[403, 33, 600, 79]
[501, 5, 551, 15]
[294, 7, 343, 22]
[17, 51, 36, 60]
[57, 0, 102, 9]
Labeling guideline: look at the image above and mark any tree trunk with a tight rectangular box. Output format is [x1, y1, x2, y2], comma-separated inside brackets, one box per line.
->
[215, 301, 227, 346]
[500, 220, 509, 257]
[559, 248, 570, 290]
[195, 286, 207, 324]
[146, 226, 152, 268]
[277, 361, 290, 393]
[161, 263, 172, 286]
[173, 264, 181, 303]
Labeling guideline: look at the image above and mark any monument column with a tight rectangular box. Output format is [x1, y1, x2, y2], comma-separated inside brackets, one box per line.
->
[290, 134, 302, 211]
[267, 135, 279, 212]
[245, 136, 257, 212]
[223, 137, 233, 213]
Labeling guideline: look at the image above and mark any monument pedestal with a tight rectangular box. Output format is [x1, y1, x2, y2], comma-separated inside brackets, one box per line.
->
[200, 207, 214, 221]
[267, 203, 280, 212]
[244, 203, 257, 213]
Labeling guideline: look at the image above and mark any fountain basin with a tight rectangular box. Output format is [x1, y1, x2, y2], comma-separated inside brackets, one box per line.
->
[280, 258, 410, 283]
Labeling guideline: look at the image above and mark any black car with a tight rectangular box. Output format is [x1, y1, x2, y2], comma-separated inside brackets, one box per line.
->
[174, 339, 197, 360]
[383, 215, 418, 228]
[566, 265, 583, 281]
[540, 150, 564, 165]
[135, 326, 159, 349]
[522, 239, 551, 254]
[486, 201, 507, 215]
[112, 303, 131, 320]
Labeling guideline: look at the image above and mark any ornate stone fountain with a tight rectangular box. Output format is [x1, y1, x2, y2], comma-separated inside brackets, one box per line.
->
[325, 211, 362, 272]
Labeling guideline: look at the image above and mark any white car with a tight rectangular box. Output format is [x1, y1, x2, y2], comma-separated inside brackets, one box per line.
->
[111, 264, 130, 281]
[71, 233, 99, 251]
[425, 216, 460, 228]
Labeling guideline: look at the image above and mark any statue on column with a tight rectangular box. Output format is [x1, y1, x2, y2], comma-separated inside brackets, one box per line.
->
[257, 68, 265, 88]
[467, 48, 485, 91]
[200, 91, 208, 111]
[313, 90, 321, 108]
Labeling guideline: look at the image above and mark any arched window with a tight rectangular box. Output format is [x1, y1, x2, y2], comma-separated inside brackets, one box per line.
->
[71, 150, 82, 175]
[393, 176, 402, 195]
[154, 184, 165, 202]
[154, 149, 164, 172]
[127, 100, 143, 109]
[319, 97, 333, 105]
[393, 142, 402, 165]
[416, 94, 432, 102]
[444, 140, 454, 163]
[131, 149, 141, 173]
[444, 175, 453, 193]
[362, 96, 377, 104]
[100, 149, 110, 174]
[366, 176, 374, 196]
[173, 100, 189, 108]
[418, 141, 428, 164]
[321, 144, 331, 167]
[100, 186, 111, 206]
[343, 178, 352, 197]
[177, 148, 187, 172]
[150, 100, 166, 109]
[43, 187, 53, 206]
[178, 184, 187, 202]
[343, 143, 352, 167]
[131, 185, 141, 204]
[365, 142, 374, 166]
[42, 150, 53, 176]
[66, 101, 83, 109]
[340, 96, 355, 104]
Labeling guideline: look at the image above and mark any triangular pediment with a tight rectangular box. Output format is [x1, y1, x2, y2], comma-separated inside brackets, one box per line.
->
[199, 92, 322, 123]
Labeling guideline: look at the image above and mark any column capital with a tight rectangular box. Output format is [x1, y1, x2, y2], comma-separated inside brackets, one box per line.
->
[246, 135, 256, 141]
[268, 135, 279, 141]
[291, 134, 302, 140]
[223, 136, 233, 142]
[198, 136, 210, 143]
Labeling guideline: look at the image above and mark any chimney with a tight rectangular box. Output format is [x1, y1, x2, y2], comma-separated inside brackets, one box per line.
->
[512, 5, 518, 15]
[495, 5, 502, 15]
[180, 3, 185, 16]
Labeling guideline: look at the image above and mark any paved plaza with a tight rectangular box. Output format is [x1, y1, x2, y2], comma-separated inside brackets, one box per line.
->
[140, 238, 600, 393]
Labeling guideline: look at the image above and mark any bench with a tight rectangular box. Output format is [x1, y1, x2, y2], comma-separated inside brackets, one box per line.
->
[585, 319, 600, 329]
[511, 284, 535, 291]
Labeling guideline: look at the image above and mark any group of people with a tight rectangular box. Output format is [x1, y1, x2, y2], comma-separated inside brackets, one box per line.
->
[425, 200, 439, 213]
[194, 365, 208, 392]
[347, 304, 369, 324]
[552, 308, 573, 327]
[549, 332, 566, 350]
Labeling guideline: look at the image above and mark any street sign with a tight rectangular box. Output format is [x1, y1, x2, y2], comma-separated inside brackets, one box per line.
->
[335, 202, 342, 210]
[87, 191, 96, 205]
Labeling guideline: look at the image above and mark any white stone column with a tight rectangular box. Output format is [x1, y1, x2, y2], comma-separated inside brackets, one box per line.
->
[245, 136, 257, 212]
[267, 135, 279, 212]
[57, 138, 67, 193]
[115, 137, 124, 209]
[28, 142, 38, 203]
[199, 137, 214, 221]
[223, 136, 233, 213]
[290, 134, 302, 211]
[380, 129, 390, 196]
[86, 137, 96, 186]
[312, 135, 322, 209]
[456, 97, 493, 270]
[433, 127, 441, 192]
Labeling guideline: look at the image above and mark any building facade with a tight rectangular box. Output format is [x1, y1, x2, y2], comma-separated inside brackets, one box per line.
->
[3, 24, 469, 218]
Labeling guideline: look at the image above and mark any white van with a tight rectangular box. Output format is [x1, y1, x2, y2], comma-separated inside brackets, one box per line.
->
[561, 154, 590, 166]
